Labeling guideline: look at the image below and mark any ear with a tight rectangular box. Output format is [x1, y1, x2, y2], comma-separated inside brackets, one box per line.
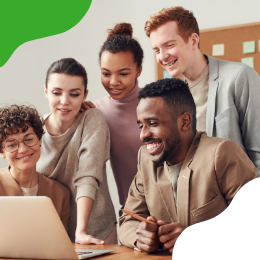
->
[136, 66, 142, 78]
[179, 112, 193, 132]
[39, 139, 42, 146]
[83, 89, 88, 101]
[0, 152, 6, 159]
[190, 33, 199, 50]
[44, 85, 48, 98]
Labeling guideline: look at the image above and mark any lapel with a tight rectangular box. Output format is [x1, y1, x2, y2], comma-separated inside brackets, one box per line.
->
[157, 164, 177, 222]
[176, 132, 202, 227]
[37, 172, 45, 196]
[205, 55, 219, 137]
[0, 167, 23, 196]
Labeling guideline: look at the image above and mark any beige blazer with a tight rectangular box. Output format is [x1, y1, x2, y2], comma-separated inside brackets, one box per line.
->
[0, 167, 70, 231]
[119, 132, 259, 248]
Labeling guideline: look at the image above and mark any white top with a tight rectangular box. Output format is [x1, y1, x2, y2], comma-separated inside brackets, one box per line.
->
[20, 184, 38, 196]
[167, 161, 183, 206]
[188, 64, 209, 132]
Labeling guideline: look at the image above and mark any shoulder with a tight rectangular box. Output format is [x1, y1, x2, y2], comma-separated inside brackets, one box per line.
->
[0, 167, 10, 179]
[80, 108, 108, 131]
[94, 96, 110, 109]
[198, 133, 244, 157]
[38, 173, 70, 195]
[208, 55, 258, 78]
[0, 167, 7, 175]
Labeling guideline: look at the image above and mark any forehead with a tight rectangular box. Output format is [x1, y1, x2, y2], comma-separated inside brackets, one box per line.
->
[4, 126, 35, 142]
[48, 73, 85, 90]
[137, 96, 171, 120]
[101, 51, 136, 70]
[150, 21, 182, 47]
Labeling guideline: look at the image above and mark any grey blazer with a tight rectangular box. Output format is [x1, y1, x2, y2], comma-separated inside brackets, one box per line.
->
[206, 55, 260, 173]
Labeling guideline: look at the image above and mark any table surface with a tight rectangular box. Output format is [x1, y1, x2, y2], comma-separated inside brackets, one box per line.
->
[0, 244, 172, 260]
[74, 244, 172, 259]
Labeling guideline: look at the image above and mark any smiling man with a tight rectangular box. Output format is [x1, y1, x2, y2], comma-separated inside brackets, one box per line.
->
[144, 6, 260, 173]
[118, 78, 258, 253]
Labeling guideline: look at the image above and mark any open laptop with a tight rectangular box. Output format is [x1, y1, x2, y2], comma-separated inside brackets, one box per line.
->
[0, 196, 113, 259]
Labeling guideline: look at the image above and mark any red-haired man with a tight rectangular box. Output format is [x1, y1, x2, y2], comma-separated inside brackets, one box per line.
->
[145, 6, 260, 173]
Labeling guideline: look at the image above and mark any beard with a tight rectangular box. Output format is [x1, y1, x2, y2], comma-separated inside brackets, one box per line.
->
[152, 128, 181, 164]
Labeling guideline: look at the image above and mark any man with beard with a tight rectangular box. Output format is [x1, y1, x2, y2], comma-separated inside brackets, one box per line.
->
[118, 78, 258, 253]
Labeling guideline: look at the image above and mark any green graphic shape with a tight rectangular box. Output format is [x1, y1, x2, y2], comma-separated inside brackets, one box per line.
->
[0, 0, 92, 67]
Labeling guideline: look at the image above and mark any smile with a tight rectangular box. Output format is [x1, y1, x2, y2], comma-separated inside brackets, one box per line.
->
[166, 59, 177, 67]
[16, 153, 33, 160]
[146, 140, 162, 153]
[109, 89, 124, 94]
[58, 108, 71, 112]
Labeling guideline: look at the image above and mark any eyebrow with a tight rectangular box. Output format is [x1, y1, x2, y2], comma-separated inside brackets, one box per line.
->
[137, 117, 159, 124]
[101, 68, 131, 72]
[52, 87, 82, 91]
[152, 40, 177, 50]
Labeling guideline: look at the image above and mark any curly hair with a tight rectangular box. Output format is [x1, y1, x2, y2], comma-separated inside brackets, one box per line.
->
[0, 105, 44, 152]
[45, 58, 88, 94]
[99, 23, 144, 68]
[138, 78, 196, 133]
[144, 6, 199, 44]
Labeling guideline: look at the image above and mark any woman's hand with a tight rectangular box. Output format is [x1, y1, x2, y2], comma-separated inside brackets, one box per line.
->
[75, 230, 105, 245]
[80, 101, 96, 112]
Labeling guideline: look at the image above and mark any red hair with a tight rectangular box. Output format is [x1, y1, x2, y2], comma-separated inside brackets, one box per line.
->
[144, 6, 199, 43]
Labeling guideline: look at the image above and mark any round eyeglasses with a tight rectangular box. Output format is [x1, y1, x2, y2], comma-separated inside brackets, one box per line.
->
[1, 134, 39, 153]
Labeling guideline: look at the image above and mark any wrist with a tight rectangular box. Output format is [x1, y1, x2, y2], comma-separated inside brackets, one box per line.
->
[75, 229, 87, 236]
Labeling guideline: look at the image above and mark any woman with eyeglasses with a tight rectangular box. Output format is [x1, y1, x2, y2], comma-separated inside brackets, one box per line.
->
[0, 104, 70, 230]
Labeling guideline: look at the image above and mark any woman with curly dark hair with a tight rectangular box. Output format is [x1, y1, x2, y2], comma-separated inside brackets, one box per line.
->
[0, 104, 70, 230]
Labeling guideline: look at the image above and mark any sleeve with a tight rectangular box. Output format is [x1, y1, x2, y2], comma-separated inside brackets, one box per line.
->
[215, 139, 259, 205]
[118, 148, 150, 248]
[61, 187, 71, 232]
[235, 66, 260, 173]
[72, 109, 110, 201]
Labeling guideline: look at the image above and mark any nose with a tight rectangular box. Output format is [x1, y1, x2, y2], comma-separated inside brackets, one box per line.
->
[140, 126, 152, 143]
[17, 141, 29, 153]
[60, 94, 70, 105]
[159, 49, 169, 62]
[110, 75, 120, 86]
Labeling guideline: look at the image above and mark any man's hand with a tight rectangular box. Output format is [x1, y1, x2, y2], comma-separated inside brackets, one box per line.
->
[75, 230, 105, 245]
[157, 220, 185, 253]
[80, 101, 96, 112]
[135, 216, 160, 252]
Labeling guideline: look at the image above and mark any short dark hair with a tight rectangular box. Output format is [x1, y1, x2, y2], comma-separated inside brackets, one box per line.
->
[138, 78, 196, 133]
[45, 58, 88, 93]
[0, 105, 44, 152]
[99, 23, 144, 68]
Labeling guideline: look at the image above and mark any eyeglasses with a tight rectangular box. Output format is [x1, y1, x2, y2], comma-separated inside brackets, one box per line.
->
[1, 134, 39, 153]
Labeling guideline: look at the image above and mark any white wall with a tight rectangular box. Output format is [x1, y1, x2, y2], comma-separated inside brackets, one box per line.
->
[0, 0, 260, 220]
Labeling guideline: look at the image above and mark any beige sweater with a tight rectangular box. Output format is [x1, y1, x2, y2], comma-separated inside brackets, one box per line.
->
[37, 109, 116, 242]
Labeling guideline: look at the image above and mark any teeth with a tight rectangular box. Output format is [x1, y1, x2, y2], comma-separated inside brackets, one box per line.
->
[17, 155, 31, 160]
[167, 59, 177, 66]
[147, 142, 160, 150]
[60, 109, 69, 112]
[112, 89, 120, 92]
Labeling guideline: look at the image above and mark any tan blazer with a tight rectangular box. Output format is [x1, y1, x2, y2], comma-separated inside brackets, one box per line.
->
[119, 132, 259, 248]
[0, 167, 70, 231]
